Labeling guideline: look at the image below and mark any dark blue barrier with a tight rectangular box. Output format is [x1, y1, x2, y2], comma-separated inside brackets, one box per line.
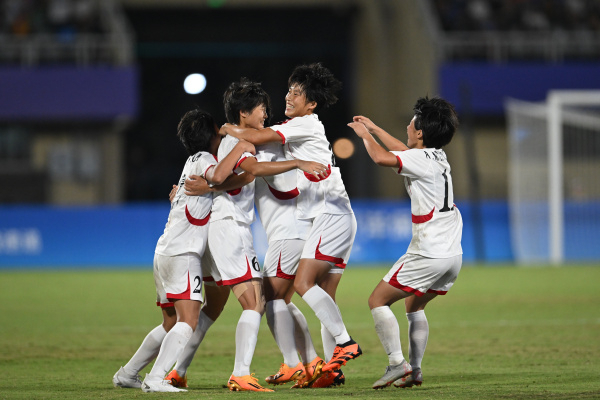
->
[0, 200, 515, 268]
[440, 62, 600, 115]
[0, 66, 138, 121]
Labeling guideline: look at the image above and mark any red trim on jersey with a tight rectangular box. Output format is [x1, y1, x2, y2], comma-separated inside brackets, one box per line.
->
[227, 188, 242, 196]
[157, 301, 174, 309]
[203, 164, 215, 177]
[314, 237, 346, 268]
[304, 164, 332, 182]
[427, 288, 448, 295]
[221, 256, 253, 286]
[275, 130, 286, 144]
[388, 264, 425, 297]
[276, 251, 295, 280]
[167, 272, 191, 300]
[412, 207, 434, 224]
[395, 155, 403, 174]
[266, 181, 300, 200]
[185, 205, 210, 226]
[235, 156, 251, 170]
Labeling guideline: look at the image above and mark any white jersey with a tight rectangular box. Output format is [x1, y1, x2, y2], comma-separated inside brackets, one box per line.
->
[155, 151, 216, 257]
[391, 148, 463, 258]
[254, 142, 311, 242]
[211, 135, 256, 225]
[271, 114, 353, 219]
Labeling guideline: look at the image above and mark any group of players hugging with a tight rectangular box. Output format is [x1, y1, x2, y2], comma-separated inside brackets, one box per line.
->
[112, 62, 463, 392]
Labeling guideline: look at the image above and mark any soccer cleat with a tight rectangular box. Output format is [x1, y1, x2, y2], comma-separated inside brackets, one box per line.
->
[311, 369, 346, 388]
[322, 338, 363, 372]
[265, 362, 305, 385]
[372, 360, 412, 389]
[141, 375, 187, 392]
[165, 369, 188, 388]
[393, 367, 423, 388]
[291, 356, 325, 388]
[228, 374, 274, 392]
[112, 366, 142, 389]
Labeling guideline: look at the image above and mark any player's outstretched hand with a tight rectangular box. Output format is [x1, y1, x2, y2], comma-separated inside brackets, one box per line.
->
[169, 185, 177, 203]
[219, 123, 238, 137]
[237, 139, 256, 155]
[353, 116, 379, 133]
[348, 121, 370, 139]
[297, 160, 330, 180]
[184, 175, 212, 196]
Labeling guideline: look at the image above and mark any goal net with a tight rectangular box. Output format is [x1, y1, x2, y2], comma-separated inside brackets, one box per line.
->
[506, 90, 600, 264]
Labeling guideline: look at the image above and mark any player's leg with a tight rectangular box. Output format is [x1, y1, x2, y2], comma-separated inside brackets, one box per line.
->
[168, 284, 230, 387]
[392, 293, 436, 388]
[369, 280, 414, 389]
[113, 306, 174, 389]
[227, 278, 273, 392]
[264, 276, 304, 385]
[142, 253, 202, 393]
[113, 254, 175, 389]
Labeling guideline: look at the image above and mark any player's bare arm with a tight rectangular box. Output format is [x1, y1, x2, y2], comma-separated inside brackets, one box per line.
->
[239, 157, 328, 180]
[206, 140, 256, 185]
[168, 185, 177, 202]
[353, 116, 409, 152]
[348, 121, 399, 168]
[184, 173, 254, 196]
[219, 123, 283, 146]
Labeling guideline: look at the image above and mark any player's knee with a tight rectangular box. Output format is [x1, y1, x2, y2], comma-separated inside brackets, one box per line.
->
[233, 280, 265, 315]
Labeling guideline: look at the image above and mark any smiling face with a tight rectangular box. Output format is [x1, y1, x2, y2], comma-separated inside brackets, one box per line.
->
[240, 103, 268, 130]
[284, 85, 316, 119]
[407, 116, 424, 149]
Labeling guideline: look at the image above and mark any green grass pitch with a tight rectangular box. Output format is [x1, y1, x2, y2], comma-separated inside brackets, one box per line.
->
[1, 265, 599, 399]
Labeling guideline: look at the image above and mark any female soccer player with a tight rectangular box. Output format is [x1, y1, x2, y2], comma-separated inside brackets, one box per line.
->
[348, 96, 463, 389]
[112, 109, 254, 393]
[220, 63, 361, 387]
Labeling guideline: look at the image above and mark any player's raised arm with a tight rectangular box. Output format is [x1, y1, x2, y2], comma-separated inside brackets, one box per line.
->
[184, 173, 255, 196]
[353, 116, 409, 152]
[348, 121, 399, 168]
[206, 140, 255, 185]
[220, 123, 283, 146]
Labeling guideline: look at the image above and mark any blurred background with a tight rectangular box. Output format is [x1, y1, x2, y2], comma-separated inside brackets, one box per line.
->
[1, 0, 599, 267]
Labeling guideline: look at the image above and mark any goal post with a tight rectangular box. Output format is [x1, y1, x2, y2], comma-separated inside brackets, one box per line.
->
[506, 90, 600, 265]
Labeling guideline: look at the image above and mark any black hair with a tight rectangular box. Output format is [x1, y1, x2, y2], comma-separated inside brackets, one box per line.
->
[413, 96, 459, 149]
[223, 77, 272, 125]
[287, 62, 342, 114]
[176, 108, 217, 156]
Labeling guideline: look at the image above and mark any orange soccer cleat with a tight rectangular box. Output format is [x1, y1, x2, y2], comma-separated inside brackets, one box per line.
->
[228, 374, 274, 392]
[322, 338, 362, 372]
[165, 369, 188, 388]
[291, 356, 325, 388]
[265, 362, 305, 385]
[311, 369, 346, 388]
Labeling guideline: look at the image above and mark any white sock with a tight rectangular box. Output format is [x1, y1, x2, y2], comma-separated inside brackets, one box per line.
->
[266, 300, 300, 366]
[123, 324, 167, 376]
[174, 311, 214, 377]
[407, 310, 428, 370]
[371, 306, 404, 365]
[321, 323, 336, 362]
[301, 285, 351, 345]
[147, 322, 193, 381]
[287, 302, 318, 363]
[232, 310, 261, 377]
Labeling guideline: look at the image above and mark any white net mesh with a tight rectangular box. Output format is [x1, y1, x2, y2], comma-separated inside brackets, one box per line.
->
[507, 92, 600, 264]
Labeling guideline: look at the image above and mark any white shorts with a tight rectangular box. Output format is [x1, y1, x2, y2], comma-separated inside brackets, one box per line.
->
[208, 219, 262, 286]
[383, 253, 462, 297]
[201, 246, 221, 287]
[154, 252, 204, 308]
[301, 213, 356, 269]
[263, 239, 305, 279]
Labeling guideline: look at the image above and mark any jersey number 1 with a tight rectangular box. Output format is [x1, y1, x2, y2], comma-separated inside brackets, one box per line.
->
[440, 169, 454, 212]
